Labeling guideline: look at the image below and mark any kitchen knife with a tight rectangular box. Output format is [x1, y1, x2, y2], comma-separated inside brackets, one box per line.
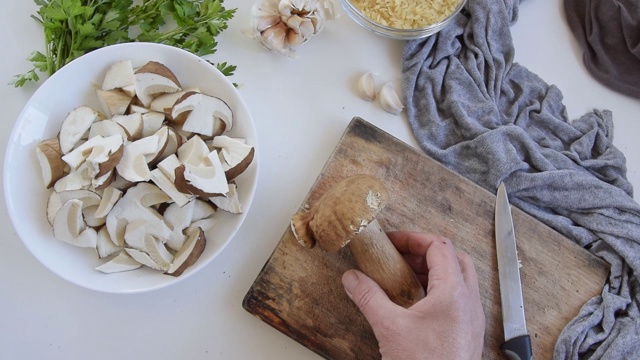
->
[495, 183, 533, 360]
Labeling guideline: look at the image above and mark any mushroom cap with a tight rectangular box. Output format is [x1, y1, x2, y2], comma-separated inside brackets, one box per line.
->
[290, 175, 389, 252]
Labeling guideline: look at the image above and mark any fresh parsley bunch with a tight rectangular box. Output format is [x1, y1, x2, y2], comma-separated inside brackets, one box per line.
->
[13, 0, 237, 87]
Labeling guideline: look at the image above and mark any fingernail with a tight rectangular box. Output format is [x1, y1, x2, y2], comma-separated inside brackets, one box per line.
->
[342, 270, 359, 298]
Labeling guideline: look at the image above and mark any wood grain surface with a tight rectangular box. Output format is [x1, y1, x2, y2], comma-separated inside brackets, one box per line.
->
[243, 117, 609, 359]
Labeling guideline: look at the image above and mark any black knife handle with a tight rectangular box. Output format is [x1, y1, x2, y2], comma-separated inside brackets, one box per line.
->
[500, 335, 533, 360]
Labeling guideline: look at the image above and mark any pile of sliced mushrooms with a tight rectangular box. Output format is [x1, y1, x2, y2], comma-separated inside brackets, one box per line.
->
[36, 60, 254, 276]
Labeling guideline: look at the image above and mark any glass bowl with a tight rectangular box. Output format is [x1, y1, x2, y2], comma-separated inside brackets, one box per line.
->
[338, 0, 467, 40]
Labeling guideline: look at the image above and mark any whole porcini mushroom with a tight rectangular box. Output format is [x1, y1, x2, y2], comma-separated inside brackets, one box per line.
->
[290, 175, 425, 308]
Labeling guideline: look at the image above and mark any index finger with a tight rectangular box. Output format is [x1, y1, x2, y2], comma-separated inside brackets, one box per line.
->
[388, 231, 463, 286]
[387, 231, 451, 256]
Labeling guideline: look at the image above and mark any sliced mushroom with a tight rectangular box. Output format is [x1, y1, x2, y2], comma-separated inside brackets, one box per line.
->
[93, 170, 116, 190]
[115, 135, 162, 182]
[123, 219, 172, 252]
[88, 120, 131, 142]
[143, 235, 174, 271]
[145, 126, 170, 165]
[177, 135, 211, 166]
[112, 113, 144, 140]
[59, 106, 104, 154]
[53, 199, 98, 248]
[102, 60, 136, 97]
[94, 186, 123, 218]
[290, 175, 425, 308]
[210, 135, 255, 180]
[150, 90, 187, 119]
[61, 135, 121, 170]
[54, 163, 92, 192]
[83, 205, 106, 227]
[96, 89, 133, 117]
[36, 138, 66, 188]
[210, 183, 243, 213]
[105, 183, 171, 247]
[174, 150, 229, 197]
[95, 250, 141, 273]
[162, 199, 215, 251]
[156, 154, 182, 181]
[172, 92, 233, 137]
[165, 227, 206, 277]
[134, 61, 182, 107]
[150, 168, 194, 207]
[141, 111, 166, 137]
[96, 226, 122, 258]
[125, 248, 165, 271]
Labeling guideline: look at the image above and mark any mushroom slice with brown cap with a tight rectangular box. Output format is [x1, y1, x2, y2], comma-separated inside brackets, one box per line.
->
[172, 92, 233, 137]
[102, 60, 136, 97]
[36, 138, 66, 188]
[59, 106, 104, 154]
[210, 136, 255, 181]
[165, 227, 206, 277]
[95, 250, 141, 273]
[174, 150, 229, 197]
[163, 199, 215, 250]
[290, 175, 425, 308]
[150, 168, 194, 207]
[61, 135, 123, 170]
[134, 61, 182, 107]
[53, 199, 98, 248]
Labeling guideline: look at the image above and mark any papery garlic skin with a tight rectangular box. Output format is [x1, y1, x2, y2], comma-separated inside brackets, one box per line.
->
[251, 0, 338, 56]
[379, 82, 404, 115]
[357, 72, 376, 101]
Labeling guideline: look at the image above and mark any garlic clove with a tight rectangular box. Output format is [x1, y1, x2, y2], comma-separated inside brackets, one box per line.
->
[357, 72, 376, 102]
[379, 82, 404, 115]
[261, 22, 288, 52]
[255, 15, 281, 32]
[287, 31, 306, 46]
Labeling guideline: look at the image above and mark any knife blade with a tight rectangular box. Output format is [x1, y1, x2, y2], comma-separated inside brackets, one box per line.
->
[495, 183, 533, 360]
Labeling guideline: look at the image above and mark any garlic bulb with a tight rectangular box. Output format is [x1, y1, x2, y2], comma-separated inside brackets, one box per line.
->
[379, 82, 404, 115]
[357, 72, 376, 101]
[251, 0, 338, 56]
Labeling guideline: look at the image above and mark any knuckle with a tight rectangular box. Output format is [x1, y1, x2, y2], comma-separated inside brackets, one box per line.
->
[353, 285, 377, 311]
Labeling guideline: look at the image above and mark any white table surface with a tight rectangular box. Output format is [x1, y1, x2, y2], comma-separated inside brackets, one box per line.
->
[1, 1, 638, 359]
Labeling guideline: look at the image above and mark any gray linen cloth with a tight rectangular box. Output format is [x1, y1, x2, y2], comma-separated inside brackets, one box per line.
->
[401, 0, 640, 358]
[564, 0, 640, 100]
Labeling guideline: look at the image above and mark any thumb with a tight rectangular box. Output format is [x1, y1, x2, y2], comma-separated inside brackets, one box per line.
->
[342, 269, 396, 326]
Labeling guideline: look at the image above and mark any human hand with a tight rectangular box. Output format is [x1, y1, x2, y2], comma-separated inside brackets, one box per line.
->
[341, 232, 485, 360]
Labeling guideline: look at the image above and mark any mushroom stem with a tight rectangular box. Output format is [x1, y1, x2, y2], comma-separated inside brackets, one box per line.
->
[347, 219, 425, 308]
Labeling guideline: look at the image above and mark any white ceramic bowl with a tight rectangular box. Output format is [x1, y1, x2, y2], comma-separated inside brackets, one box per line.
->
[3, 43, 258, 294]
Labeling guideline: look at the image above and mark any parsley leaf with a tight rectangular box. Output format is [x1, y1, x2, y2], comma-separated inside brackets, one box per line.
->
[12, 0, 237, 87]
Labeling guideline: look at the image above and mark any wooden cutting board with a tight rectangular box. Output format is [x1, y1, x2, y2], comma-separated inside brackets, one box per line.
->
[243, 117, 608, 359]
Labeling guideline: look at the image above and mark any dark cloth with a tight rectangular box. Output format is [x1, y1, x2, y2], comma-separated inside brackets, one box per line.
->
[564, 0, 640, 99]
[401, 0, 640, 358]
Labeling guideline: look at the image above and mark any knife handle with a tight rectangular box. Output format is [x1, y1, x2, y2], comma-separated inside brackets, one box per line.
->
[500, 335, 532, 360]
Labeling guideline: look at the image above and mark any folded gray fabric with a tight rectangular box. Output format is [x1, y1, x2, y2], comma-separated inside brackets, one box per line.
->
[564, 0, 640, 99]
[401, 0, 640, 358]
